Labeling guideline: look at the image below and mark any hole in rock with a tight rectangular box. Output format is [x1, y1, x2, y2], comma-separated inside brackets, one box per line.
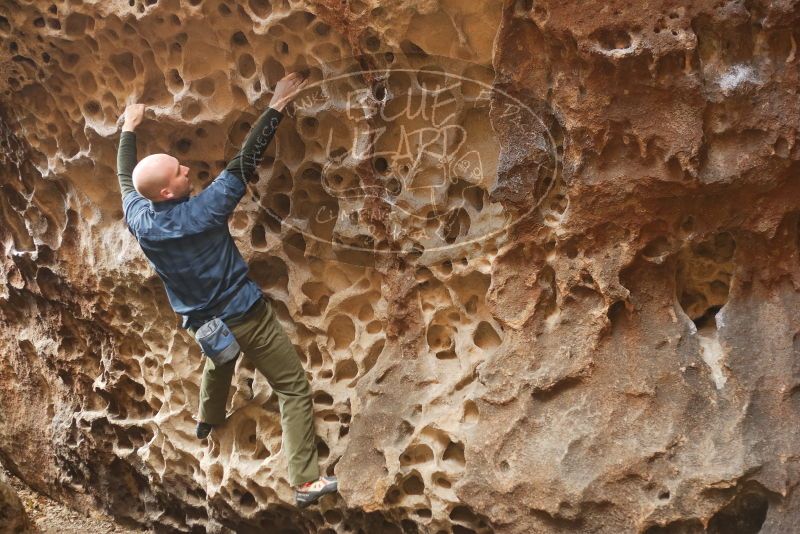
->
[84, 100, 101, 116]
[249, 256, 288, 291]
[251, 224, 267, 249]
[168, 69, 183, 88]
[317, 439, 330, 460]
[307, 343, 323, 368]
[334, 358, 358, 383]
[642, 236, 671, 259]
[314, 22, 330, 36]
[427, 324, 454, 351]
[373, 157, 388, 173]
[402, 472, 425, 495]
[607, 299, 629, 329]
[400, 444, 434, 466]
[231, 31, 248, 47]
[363, 338, 385, 376]
[356, 303, 374, 323]
[592, 27, 633, 50]
[514, 0, 533, 16]
[435, 348, 457, 360]
[300, 116, 318, 136]
[450, 505, 477, 523]
[387, 177, 402, 195]
[175, 138, 191, 154]
[314, 391, 334, 406]
[473, 321, 501, 350]
[433, 472, 451, 488]
[208, 463, 224, 485]
[238, 53, 256, 78]
[384, 486, 402, 505]
[240, 491, 256, 508]
[365, 35, 381, 51]
[441, 208, 470, 244]
[676, 233, 735, 389]
[324, 509, 343, 524]
[195, 77, 215, 96]
[110, 52, 136, 81]
[463, 401, 479, 424]
[676, 233, 734, 324]
[284, 232, 306, 261]
[247, 0, 272, 19]
[64, 13, 92, 36]
[262, 56, 285, 86]
[270, 193, 290, 219]
[400, 39, 427, 57]
[328, 315, 355, 350]
[707, 486, 769, 534]
[443, 440, 465, 467]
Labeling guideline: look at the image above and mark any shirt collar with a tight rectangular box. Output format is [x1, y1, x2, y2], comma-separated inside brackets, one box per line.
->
[150, 196, 189, 212]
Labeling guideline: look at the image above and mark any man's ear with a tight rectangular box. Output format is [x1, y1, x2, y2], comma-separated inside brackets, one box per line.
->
[160, 187, 174, 200]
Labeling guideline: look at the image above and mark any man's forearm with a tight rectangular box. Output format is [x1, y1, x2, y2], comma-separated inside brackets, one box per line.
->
[117, 131, 137, 198]
[225, 107, 283, 182]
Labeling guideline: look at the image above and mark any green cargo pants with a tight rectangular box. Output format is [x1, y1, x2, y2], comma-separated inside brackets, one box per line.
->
[191, 297, 319, 486]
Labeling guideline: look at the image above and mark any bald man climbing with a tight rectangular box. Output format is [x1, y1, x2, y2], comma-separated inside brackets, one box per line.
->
[116, 72, 338, 508]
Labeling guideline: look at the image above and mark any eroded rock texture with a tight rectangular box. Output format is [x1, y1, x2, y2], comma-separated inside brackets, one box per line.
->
[0, 472, 32, 533]
[1, 0, 799, 532]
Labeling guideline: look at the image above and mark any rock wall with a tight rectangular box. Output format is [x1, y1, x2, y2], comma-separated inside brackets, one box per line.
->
[1, 0, 799, 533]
[0, 471, 32, 533]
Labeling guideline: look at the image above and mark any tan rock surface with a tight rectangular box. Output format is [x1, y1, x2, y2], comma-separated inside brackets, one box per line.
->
[0, 470, 33, 533]
[2, 464, 145, 534]
[1, 0, 799, 533]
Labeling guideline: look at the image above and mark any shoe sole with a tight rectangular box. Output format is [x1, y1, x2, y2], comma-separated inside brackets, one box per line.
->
[295, 484, 338, 508]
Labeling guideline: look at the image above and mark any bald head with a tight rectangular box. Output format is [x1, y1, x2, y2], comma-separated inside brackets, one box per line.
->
[132, 153, 192, 201]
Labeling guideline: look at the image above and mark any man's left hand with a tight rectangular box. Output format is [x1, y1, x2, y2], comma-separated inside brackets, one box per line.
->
[269, 72, 308, 112]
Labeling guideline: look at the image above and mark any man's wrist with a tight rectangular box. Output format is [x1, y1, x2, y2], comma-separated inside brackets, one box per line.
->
[122, 123, 137, 132]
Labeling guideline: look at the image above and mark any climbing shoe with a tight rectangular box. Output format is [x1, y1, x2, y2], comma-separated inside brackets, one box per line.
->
[196, 421, 214, 439]
[295, 476, 338, 508]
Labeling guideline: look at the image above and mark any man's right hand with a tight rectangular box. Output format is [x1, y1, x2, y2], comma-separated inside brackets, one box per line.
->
[122, 103, 145, 132]
[269, 72, 308, 112]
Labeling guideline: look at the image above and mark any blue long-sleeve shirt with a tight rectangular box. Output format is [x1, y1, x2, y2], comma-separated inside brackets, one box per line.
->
[117, 108, 283, 329]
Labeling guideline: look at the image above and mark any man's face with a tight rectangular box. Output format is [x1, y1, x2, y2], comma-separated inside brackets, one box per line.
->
[166, 156, 192, 199]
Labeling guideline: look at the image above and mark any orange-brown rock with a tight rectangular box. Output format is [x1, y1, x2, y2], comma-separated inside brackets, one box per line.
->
[1, 0, 799, 532]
